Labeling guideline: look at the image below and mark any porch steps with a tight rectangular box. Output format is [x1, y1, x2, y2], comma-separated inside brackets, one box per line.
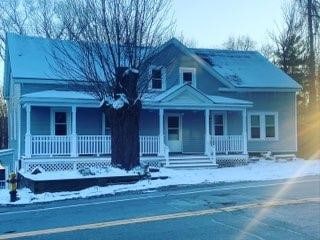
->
[166, 156, 218, 169]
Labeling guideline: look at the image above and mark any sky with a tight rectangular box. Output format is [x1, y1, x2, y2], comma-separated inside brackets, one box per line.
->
[0, 0, 286, 86]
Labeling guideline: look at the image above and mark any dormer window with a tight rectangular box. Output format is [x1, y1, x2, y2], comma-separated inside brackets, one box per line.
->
[149, 66, 165, 90]
[180, 67, 196, 87]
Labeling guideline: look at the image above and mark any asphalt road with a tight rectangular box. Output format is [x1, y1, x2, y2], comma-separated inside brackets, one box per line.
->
[0, 176, 319, 240]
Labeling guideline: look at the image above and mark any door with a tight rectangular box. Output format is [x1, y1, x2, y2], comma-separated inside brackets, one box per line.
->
[167, 115, 182, 152]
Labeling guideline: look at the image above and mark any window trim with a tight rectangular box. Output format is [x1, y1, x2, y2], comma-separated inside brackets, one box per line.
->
[248, 111, 279, 141]
[50, 108, 71, 136]
[179, 67, 196, 87]
[148, 65, 166, 91]
[211, 112, 227, 136]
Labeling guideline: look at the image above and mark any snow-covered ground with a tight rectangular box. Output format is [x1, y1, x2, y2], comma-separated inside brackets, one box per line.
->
[0, 159, 319, 205]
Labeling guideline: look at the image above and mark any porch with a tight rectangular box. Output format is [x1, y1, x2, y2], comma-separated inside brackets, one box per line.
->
[20, 85, 252, 169]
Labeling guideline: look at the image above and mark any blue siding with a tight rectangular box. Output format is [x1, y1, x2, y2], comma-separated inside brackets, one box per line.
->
[227, 111, 242, 135]
[152, 44, 226, 91]
[21, 83, 69, 95]
[77, 108, 102, 135]
[227, 92, 297, 153]
[31, 107, 51, 134]
[140, 110, 159, 135]
[181, 110, 205, 153]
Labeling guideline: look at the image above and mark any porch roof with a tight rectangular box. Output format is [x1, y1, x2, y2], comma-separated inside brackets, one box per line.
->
[21, 85, 253, 109]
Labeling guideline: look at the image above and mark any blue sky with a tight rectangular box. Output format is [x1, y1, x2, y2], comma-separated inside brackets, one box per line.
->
[0, 0, 285, 86]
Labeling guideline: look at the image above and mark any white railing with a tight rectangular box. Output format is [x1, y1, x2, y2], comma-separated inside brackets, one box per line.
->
[30, 135, 160, 157]
[139, 136, 160, 155]
[78, 135, 111, 155]
[31, 135, 71, 156]
[211, 135, 244, 154]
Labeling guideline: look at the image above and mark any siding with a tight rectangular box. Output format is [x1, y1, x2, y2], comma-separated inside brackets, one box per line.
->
[224, 92, 297, 153]
[151, 44, 226, 91]
[76, 108, 102, 135]
[140, 110, 159, 135]
[21, 83, 70, 95]
[181, 110, 205, 153]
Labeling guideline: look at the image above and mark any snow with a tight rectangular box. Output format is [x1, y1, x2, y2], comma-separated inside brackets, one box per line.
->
[22, 90, 94, 100]
[123, 68, 139, 76]
[0, 159, 319, 205]
[22, 167, 144, 181]
[192, 48, 301, 89]
[104, 94, 129, 109]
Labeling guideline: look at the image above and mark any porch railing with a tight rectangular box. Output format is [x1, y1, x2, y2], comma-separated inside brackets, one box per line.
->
[31, 135, 71, 156]
[139, 136, 159, 155]
[211, 135, 244, 154]
[30, 135, 159, 157]
[77, 135, 111, 155]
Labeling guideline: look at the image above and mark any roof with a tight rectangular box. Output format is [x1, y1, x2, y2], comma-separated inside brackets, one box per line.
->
[22, 85, 252, 108]
[192, 48, 301, 89]
[6, 33, 301, 90]
[6, 33, 69, 80]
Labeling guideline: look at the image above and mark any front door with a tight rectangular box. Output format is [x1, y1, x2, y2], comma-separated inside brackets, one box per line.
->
[166, 115, 182, 152]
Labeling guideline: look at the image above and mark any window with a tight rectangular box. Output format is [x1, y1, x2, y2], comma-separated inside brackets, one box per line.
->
[103, 114, 111, 135]
[265, 115, 276, 138]
[248, 112, 278, 140]
[180, 67, 196, 86]
[149, 66, 165, 90]
[167, 116, 180, 141]
[55, 112, 67, 135]
[250, 115, 260, 139]
[212, 113, 226, 136]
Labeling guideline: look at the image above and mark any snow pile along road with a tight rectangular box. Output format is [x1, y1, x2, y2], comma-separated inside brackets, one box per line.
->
[0, 159, 319, 205]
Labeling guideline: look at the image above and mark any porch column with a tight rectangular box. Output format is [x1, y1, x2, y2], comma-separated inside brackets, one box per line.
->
[25, 104, 31, 158]
[71, 106, 78, 157]
[242, 109, 248, 155]
[205, 109, 210, 155]
[159, 108, 165, 156]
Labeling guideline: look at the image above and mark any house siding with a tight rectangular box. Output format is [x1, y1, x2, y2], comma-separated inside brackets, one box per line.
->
[77, 108, 102, 135]
[225, 92, 296, 153]
[140, 110, 159, 135]
[152, 44, 226, 91]
[21, 83, 70, 95]
[181, 110, 205, 153]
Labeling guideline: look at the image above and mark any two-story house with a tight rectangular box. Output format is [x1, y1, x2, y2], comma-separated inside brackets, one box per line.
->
[3, 33, 301, 172]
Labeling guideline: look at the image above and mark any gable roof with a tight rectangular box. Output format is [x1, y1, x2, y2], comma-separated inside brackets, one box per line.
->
[192, 48, 302, 90]
[5, 33, 301, 90]
[142, 84, 252, 108]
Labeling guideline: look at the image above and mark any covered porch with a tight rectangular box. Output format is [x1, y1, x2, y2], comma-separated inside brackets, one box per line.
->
[20, 85, 252, 169]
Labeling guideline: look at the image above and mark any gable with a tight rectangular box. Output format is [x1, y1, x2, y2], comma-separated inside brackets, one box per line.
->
[150, 40, 230, 93]
[155, 84, 214, 107]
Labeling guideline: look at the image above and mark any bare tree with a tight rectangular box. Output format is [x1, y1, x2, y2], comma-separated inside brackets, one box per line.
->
[52, 0, 173, 170]
[223, 35, 256, 51]
[0, 90, 8, 149]
[296, 0, 320, 108]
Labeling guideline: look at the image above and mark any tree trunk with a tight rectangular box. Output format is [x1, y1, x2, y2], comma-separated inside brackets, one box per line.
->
[104, 68, 141, 170]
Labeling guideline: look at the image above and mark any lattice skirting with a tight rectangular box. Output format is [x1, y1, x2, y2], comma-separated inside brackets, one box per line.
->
[216, 155, 248, 167]
[21, 158, 163, 173]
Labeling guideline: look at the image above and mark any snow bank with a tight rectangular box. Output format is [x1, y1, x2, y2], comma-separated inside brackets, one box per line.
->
[0, 159, 319, 205]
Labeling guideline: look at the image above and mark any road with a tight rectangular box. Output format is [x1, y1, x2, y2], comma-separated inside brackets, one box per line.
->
[0, 176, 319, 240]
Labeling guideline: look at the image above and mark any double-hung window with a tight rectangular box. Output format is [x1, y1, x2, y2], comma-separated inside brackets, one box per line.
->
[149, 66, 165, 90]
[54, 112, 68, 136]
[248, 112, 278, 140]
[212, 113, 226, 136]
[179, 67, 196, 86]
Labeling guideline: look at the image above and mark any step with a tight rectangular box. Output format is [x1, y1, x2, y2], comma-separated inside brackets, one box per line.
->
[168, 160, 213, 165]
[167, 163, 218, 169]
[169, 155, 210, 160]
